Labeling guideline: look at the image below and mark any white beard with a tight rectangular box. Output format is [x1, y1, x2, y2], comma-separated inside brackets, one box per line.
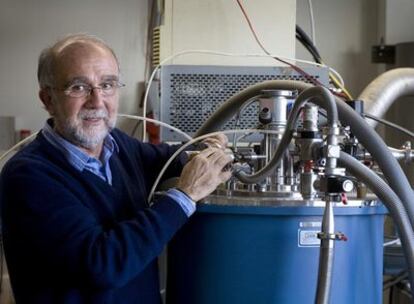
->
[56, 108, 116, 149]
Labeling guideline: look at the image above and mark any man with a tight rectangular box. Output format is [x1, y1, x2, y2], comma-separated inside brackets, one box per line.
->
[0, 34, 232, 303]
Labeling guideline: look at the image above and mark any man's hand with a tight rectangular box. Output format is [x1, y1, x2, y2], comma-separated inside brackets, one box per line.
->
[177, 147, 233, 201]
[201, 133, 228, 150]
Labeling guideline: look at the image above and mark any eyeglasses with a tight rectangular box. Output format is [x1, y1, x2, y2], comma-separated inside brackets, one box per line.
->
[54, 81, 125, 98]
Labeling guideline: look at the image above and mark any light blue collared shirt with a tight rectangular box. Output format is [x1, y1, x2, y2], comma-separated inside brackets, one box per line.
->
[42, 121, 118, 185]
[41, 121, 196, 217]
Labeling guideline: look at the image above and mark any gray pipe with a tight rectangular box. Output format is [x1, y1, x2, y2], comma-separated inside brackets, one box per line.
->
[315, 198, 335, 304]
[358, 68, 414, 127]
[217, 86, 338, 184]
[195, 80, 310, 137]
[196, 79, 414, 302]
[339, 151, 414, 302]
[334, 95, 414, 229]
[196, 80, 414, 230]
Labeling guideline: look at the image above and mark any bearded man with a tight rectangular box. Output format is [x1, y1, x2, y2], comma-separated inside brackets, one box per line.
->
[0, 34, 231, 304]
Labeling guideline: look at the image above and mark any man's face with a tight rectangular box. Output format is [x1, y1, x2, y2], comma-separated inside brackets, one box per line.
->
[46, 43, 120, 150]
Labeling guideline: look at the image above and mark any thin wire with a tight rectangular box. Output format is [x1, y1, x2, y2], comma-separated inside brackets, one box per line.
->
[0, 132, 38, 163]
[383, 238, 401, 247]
[383, 270, 409, 291]
[0, 114, 191, 165]
[147, 128, 284, 203]
[363, 113, 414, 139]
[328, 66, 345, 87]
[307, 0, 316, 46]
[141, 49, 336, 142]
[118, 113, 192, 141]
[235, 0, 329, 90]
[296, 25, 351, 99]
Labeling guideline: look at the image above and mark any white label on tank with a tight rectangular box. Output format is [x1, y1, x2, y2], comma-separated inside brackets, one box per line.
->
[298, 230, 320, 247]
[299, 221, 321, 228]
[298, 221, 321, 247]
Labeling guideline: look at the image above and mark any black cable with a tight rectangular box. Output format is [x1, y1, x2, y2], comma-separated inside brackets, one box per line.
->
[363, 113, 414, 139]
[0, 234, 3, 295]
[389, 285, 394, 304]
[296, 25, 322, 61]
[383, 270, 409, 290]
[295, 25, 316, 53]
[296, 34, 322, 64]
[295, 25, 350, 100]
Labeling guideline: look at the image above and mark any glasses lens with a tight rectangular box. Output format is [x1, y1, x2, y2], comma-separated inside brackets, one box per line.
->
[100, 82, 125, 96]
[101, 82, 116, 96]
[63, 82, 124, 98]
[65, 84, 90, 98]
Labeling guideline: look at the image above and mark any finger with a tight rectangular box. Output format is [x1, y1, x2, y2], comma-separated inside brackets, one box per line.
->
[202, 134, 228, 149]
[216, 133, 229, 146]
[200, 149, 230, 164]
[205, 156, 233, 174]
[219, 170, 232, 182]
[202, 139, 223, 149]
[196, 147, 219, 158]
[211, 151, 233, 167]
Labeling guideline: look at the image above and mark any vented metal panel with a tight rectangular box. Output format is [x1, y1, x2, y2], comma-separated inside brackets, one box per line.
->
[160, 65, 329, 141]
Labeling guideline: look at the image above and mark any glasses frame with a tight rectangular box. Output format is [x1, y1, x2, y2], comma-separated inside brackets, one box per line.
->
[52, 81, 126, 98]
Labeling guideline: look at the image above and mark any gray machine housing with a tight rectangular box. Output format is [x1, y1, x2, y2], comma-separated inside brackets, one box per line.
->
[159, 64, 329, 142]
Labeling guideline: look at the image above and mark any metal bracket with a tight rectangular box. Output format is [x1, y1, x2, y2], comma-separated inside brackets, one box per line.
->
[317, 231, 348, 241]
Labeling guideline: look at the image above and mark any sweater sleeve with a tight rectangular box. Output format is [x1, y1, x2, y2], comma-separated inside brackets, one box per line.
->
[112, 130, 187, 194]
[1, 158, 189, 290]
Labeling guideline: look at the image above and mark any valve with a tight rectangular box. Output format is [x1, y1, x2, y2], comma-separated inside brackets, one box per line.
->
[318, 175, 354, 194]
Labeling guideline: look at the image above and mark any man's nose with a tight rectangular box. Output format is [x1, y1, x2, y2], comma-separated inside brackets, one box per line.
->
[86, 87, 105, 107]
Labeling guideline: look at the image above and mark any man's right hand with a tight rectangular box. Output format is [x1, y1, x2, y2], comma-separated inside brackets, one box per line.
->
[177, 147, 233, 202]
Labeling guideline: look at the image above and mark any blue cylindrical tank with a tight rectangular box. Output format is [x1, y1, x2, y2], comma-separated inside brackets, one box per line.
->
[166, 201, 387, 304]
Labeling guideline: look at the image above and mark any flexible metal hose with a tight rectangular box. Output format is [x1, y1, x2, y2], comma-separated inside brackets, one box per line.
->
[315, 198, 335, 304]
[196, 79, 414, 229]
[358, 68, 414, 128]
[201, 85, 338, 184]
[334, 97, 414, 229]
[195, 79, 414, 303]
[339, 151, 414, 303]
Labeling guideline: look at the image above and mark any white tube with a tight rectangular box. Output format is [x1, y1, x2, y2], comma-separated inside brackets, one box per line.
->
[147, 128, 283, 203]
[0, 132, 39, 163]
[117, 114, 192, 141]
[0, 114, 191, 165]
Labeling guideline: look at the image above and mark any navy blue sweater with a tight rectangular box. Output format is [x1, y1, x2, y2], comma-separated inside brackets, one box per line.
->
[0, 129, 189, 303]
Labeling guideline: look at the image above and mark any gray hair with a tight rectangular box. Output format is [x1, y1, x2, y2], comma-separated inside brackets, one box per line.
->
[37, 33, 120, 89]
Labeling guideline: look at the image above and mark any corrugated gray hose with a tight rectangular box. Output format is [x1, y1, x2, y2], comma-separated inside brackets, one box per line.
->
[195, 80, 414, 231]
[359, 68, 414, 128]
[339, 151, 414, 303]
[233, 86, 338, 184]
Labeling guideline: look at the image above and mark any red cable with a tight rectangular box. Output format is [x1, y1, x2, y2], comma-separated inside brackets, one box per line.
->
[235, 0, 345, 99]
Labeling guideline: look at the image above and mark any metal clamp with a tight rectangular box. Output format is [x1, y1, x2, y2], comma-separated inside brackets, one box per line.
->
[317, 231, 348, 241]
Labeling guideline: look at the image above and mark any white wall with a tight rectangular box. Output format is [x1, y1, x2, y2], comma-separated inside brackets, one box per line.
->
[0, 0, 148, 134]
[160, 0, 296, 66]
[385, 0, 414, 44]
[1, 0, 409, 138]
[296, 0, 381, 97]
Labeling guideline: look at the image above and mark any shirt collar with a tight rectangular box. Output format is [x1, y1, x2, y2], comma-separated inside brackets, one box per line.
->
[41, 119, 119, 171]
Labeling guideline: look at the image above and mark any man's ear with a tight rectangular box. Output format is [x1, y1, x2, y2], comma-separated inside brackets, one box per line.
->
[39, 88, 54, 115]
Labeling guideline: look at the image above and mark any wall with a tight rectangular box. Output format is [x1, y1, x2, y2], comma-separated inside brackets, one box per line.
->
[160, 0, 296, 66]
[0, 0, 389, 138]
[385, 0, 414, 44]
[0, 0, 148, 136]
[295, 0, 381, 98]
